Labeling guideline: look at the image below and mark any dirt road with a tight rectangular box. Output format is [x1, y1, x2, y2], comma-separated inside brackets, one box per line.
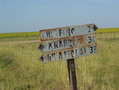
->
[0, 40, 40, 45]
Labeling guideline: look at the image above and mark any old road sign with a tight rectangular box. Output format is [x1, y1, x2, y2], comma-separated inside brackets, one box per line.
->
[38, 24, 98, 63]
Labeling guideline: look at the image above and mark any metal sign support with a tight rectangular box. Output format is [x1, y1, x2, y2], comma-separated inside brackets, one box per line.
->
[67, 59, 77, 90]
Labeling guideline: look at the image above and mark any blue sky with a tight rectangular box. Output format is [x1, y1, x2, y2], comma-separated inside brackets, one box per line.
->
[0, 0, 119, 33]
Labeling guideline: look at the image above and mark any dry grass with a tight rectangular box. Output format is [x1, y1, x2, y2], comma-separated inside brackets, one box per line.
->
[0, 32, 119, 90]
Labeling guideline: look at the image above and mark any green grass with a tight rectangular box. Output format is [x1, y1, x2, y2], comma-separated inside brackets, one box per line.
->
[0, 28, 119, 39]
[97, 28, 119, 33]
[0, 32, 40, 42]
[0, 28, 119, 42]
[0, 32, 39, 38]
[0, 33, 119, 90]
[0, 36, 39, 42]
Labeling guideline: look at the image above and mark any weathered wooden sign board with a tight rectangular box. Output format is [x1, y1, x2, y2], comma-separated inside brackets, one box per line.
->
[39, 24, 98, 63]
[38, 24, 98, 90]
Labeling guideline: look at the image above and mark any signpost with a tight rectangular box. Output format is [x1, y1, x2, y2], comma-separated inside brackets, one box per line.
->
[38, 24, 98, 90]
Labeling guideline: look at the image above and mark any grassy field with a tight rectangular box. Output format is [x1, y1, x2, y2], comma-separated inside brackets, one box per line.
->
[97, 28, 119, 33]
[0, 28, 119, 38]
[0, 32, 39, 38]
[0, 28, 119, 42]
[0, 29, 119, 90]
[0, 32, 40, 42]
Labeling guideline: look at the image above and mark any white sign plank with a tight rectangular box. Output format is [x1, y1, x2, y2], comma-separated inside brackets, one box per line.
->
[40, 24, 97, 40]
[40, 44, 97, 63]
[40, 34, 96, 52]
[39, 24, 98, 63]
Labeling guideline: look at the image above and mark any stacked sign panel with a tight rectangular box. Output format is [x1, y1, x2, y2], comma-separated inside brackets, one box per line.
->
[39, 24, 98, 63]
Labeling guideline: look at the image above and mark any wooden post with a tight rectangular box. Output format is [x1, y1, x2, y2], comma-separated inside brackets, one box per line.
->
[67, 59, 77, 90]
